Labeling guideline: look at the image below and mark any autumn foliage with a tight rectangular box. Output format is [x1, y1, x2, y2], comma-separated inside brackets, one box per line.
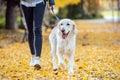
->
[0, 21, 120, 80]
[55, 0, 80, 8]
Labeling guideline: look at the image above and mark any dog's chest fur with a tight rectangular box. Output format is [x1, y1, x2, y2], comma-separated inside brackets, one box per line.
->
[57, 36, 75, 55]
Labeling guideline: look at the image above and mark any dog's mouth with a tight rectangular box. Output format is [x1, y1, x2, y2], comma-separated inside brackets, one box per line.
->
[61, 31, 70, 39]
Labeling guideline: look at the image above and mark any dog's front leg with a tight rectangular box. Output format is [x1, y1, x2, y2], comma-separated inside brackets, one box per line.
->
[52, 55, 58, 71]
[51, 48, 58, 71]
[50, 41, 58, 71]
[57, 48, 66, 69]
[68, 54, 74, 74]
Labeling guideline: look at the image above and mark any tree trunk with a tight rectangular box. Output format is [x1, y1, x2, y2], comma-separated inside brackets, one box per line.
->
[118, 0, 120, 11]
[111, 0, 114, 23]
[118, 0, 120, 22]
[0, 0, 2, 6]
[5, 0, 18, 31]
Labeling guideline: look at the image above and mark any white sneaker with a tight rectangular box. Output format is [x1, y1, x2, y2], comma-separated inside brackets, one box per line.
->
[30, 57, 35, 66]
[34, 57, 40, 65]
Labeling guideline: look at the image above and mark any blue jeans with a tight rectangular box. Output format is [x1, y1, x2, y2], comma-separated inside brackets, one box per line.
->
[21, 2, 46, 57]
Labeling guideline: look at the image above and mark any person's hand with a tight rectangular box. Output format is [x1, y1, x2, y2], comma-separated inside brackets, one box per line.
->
[47, 4, 55, 14]
[46, 2, 54, 10]
[50, 5, 54, 10]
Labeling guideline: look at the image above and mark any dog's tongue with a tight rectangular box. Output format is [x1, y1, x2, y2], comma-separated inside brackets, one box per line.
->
[62, 34, 67, 39]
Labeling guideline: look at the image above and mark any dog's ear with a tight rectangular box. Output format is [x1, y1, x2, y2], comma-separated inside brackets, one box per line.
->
[57, 21, 61, 32]
[73, 24, 78, 34]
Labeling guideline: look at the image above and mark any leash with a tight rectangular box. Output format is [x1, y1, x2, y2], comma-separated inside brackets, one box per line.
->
[46, 1, 60, 21]
[51, 6, 60, 22]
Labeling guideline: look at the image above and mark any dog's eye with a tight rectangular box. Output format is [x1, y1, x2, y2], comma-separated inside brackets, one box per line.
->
[61, 23, 63, 26]
[67, 23, 70, 26]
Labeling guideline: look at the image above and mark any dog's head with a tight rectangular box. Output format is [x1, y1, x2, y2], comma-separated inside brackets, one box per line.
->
[57, 19, 77, 39]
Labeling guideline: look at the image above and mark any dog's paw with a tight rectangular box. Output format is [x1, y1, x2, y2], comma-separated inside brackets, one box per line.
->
[53, 68, 57, 71]
[53, 68, 58, 75]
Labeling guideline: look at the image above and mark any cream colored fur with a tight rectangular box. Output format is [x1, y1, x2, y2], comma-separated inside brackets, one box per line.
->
[49, 19, 77, 74]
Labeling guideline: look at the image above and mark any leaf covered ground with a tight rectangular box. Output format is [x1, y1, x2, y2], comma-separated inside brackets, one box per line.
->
[0, 20, 120, 80]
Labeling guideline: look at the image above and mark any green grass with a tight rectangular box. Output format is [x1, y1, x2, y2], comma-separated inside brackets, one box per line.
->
[0, 17, 5, 28]
[0, 16, 21, 29]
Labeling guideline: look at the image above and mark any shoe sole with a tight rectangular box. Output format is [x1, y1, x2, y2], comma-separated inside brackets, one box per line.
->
[34, 64, 41, 70]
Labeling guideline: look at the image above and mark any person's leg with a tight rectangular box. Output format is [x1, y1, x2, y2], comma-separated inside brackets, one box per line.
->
[21, 5, 35, 56]
[33, 2, 46, 57]
[20, 5, 36, 66]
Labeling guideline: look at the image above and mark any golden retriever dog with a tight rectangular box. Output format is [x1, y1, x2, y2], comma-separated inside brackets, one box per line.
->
[49, 19, 77, 74]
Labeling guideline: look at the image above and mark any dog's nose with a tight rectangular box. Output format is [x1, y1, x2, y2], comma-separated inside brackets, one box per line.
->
[61, 29, 65, 33]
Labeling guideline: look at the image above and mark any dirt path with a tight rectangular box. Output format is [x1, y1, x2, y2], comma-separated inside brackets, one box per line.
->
[0, 21, 120, 80]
